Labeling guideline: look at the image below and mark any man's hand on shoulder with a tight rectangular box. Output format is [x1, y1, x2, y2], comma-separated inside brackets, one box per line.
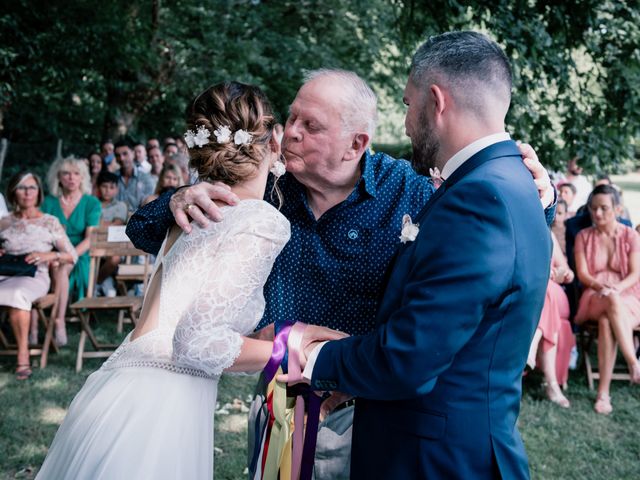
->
[518, 142, 554, 209]
[169, 182, 240, 233]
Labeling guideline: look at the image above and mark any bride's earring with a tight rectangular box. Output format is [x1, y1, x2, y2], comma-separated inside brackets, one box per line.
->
[269, 154, 285, 209]
[269, 154, 286, 178]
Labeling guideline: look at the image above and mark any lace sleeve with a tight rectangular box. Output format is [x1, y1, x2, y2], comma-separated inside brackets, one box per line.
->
[45, 215, 79, 264]
[172, 206, 290, 376]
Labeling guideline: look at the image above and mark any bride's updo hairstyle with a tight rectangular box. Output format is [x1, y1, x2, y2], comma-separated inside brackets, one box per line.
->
[186, 82, 275, 185]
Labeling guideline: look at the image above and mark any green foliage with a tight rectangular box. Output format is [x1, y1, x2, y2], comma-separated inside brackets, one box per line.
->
[1, 0, 639, 171]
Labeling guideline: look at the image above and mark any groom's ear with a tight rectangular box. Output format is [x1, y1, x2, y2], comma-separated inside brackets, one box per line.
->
[429, 84, 447, 118]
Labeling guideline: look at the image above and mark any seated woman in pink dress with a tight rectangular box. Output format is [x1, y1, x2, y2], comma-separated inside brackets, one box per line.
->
[0, 172, 77, 380]
[527, 231, 574, 407]
[574, 184, 640, 414]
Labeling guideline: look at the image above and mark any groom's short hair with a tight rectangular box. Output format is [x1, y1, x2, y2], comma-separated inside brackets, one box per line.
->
[409, 31, 512, 118]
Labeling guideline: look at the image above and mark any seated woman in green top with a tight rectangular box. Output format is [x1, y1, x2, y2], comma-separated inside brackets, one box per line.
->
[42, 156, 101, 346]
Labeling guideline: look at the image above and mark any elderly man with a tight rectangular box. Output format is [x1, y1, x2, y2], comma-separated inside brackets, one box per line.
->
[126, 68, 554, 479]
[288, 32, 552, 479]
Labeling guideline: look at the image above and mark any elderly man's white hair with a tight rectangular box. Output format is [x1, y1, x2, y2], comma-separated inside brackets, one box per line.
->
[302, 69, 378, 142]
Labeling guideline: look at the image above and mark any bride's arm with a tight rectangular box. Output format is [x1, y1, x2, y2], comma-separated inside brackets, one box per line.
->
[224, 337, 273, 373]
[172, 210, 290, 376]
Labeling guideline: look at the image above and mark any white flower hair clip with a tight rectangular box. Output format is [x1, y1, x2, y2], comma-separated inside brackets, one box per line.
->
[184, 125, 211, 148]
[399, 214, 420, 243]
[213, 125, 232, 144]
[270, 158, 286, 177]
[234, 129, 253, 146]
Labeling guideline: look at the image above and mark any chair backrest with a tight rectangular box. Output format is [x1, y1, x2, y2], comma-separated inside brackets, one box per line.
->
[86, 226, 151, 298]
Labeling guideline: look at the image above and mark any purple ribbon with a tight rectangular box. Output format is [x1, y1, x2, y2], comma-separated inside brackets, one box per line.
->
[300, 392, 322, 480]
[263, 323, 293, 383]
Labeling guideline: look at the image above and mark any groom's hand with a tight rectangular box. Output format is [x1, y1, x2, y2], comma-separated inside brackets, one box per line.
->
[299, 325, 349, 364]
[170, 182, 240, 233]
[517, 142, 554, 209]
[276, 325, 348, 384]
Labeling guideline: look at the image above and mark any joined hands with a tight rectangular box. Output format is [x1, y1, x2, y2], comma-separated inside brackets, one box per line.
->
[278, 324, 353, 420]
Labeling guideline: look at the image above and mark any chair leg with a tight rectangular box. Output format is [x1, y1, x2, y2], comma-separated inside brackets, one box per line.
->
[39, 308, 55, 368]
[0, 328, 10, 349]
[580, 330, 596, 390]
[76, 330, 87, 373]
[117, 310, 125, 334]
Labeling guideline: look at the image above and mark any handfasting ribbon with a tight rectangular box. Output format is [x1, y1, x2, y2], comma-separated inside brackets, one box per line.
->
[286, 322, 323, 480]
[253, 321, 325, 480]
[300, 392, 322, 480]
[264, 323, 294, 382]
[250, 322, 294, 477]
[286, 322, 308, 479]
[263, 379, 295, 480]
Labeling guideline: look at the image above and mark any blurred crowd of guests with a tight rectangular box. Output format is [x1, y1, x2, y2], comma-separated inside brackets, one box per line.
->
[0, 136, 188, 379]
[528, 157, 640, 414]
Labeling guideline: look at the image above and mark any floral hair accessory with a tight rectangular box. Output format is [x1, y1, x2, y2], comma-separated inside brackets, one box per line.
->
[270, 157, 286, 177]
[213, 125, 232, 144]
[234, 129, 253, 146]
[399, 214, 420, 243]
[184, 125, 211, 148]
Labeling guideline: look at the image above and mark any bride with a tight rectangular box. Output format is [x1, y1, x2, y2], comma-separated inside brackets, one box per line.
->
[36, 82, 291, 479]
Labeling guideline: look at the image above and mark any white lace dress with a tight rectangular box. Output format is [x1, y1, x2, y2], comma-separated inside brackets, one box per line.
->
[0, 214, 77, 310]
[36, 200, 290, 480]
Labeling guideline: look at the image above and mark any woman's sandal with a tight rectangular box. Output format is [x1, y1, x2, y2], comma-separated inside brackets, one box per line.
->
[543, 381, 570, 408]
[594, 393, 612, 415]
[15, 364, 32, 381]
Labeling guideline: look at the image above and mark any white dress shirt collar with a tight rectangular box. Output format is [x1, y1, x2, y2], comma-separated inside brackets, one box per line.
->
[440, 132, 511, 180]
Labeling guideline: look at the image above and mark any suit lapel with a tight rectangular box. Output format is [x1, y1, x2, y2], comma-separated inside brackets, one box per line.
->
[377, 140, 521, 308]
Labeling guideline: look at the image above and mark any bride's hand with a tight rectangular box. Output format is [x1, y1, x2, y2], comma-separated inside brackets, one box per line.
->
[170, 182, 240, 233]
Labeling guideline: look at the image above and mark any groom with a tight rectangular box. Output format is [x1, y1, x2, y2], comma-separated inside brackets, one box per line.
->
[295, 31, 552, 479]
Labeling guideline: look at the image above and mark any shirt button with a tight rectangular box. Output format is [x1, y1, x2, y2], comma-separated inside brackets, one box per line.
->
[348, 229, 359, 240]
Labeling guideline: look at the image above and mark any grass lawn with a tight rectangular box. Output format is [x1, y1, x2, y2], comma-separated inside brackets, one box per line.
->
[1, 319, 639, 480]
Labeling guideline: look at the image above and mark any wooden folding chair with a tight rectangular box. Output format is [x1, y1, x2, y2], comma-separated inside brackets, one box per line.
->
[0, 288, 61, 368]
[70, 227, 149, 372]
[114, 251, 152, 333]
[579, 321, 640, 390]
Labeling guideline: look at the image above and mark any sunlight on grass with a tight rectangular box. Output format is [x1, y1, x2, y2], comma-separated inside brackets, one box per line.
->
[218, 414, 248, 434]
[0, 373, 11, 390]
[17, 443, 48, 460]
[33, 377, 65, 391]
[39, 405, 67, 425]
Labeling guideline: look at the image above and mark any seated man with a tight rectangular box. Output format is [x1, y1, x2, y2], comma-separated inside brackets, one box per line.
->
[114, 139, 156, 214]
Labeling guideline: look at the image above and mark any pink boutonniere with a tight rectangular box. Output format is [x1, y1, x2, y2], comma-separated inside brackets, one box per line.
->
[429, 167, 443, 189]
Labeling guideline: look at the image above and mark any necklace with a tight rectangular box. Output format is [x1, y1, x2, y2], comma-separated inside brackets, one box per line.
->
[60, 191, 81, 207]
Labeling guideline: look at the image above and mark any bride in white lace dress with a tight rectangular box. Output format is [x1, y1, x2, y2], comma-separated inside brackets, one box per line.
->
[36, 82, 290, 479]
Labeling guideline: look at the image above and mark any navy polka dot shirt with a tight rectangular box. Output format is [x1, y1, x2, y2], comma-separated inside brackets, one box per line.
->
[127, 150, 434, 335]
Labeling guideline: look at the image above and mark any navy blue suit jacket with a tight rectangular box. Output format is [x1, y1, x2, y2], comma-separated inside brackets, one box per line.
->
[311, 141, 552, 479]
